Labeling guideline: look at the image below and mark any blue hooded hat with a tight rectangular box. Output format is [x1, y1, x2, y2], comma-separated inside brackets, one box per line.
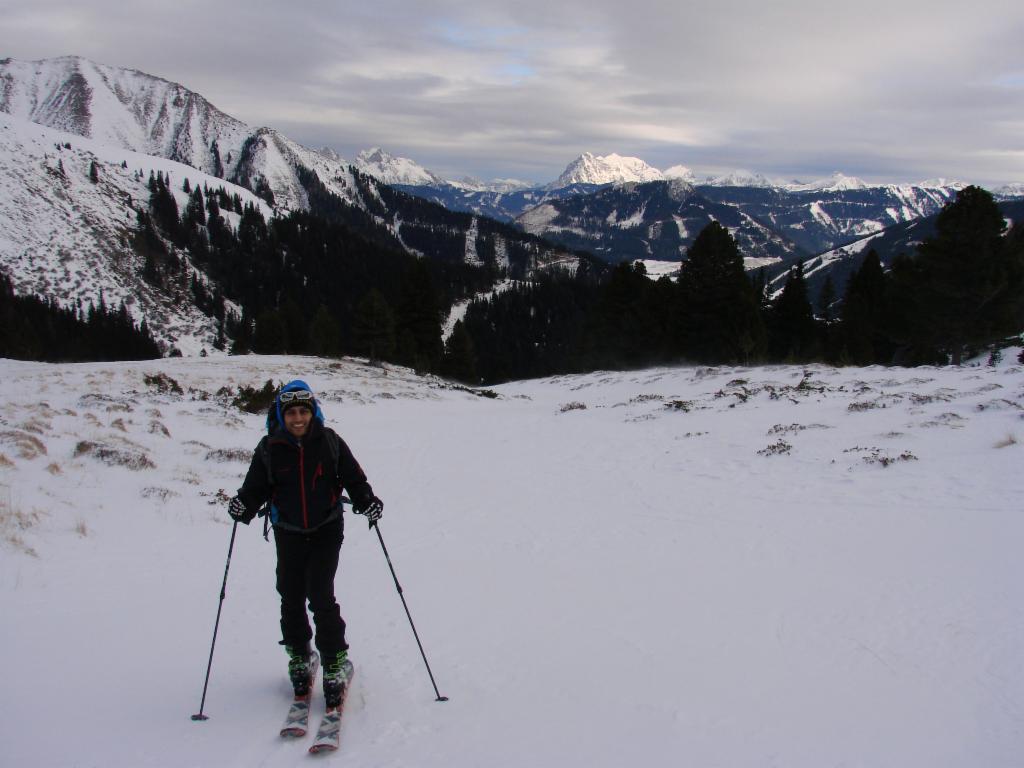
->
[270, 379, 326, 432]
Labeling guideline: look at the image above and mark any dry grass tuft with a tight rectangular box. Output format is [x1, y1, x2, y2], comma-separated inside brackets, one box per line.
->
[0, 489, 42, 557]
[0, 429, 47, 460]
[994, 434, 1018, 449]
[73, 440, 155, 470]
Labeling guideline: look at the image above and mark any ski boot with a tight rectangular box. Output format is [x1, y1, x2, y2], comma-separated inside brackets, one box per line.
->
[322, 649, 354, 709]
[286, 644, 319, 697]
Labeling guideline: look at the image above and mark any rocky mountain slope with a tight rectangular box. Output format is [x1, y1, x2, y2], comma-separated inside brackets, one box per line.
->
[0, 57, 591, 355]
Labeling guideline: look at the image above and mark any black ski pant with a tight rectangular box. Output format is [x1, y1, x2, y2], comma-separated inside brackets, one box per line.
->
[273, 518, 348, 659]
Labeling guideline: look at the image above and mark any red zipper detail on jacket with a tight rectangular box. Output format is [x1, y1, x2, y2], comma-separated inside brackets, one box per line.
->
[299, 443, 309, 528]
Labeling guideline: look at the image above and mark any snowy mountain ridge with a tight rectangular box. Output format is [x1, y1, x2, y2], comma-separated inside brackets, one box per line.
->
[0, 55, 365, 212]
[354, 147, 446, 187]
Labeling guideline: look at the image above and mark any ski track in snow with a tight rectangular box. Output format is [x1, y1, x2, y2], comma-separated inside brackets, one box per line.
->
[1, 354, 1023, 767]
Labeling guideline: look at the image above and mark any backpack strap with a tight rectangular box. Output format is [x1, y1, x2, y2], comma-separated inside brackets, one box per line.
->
[257, 435, 273, 541]
[324, 429, 341, 474]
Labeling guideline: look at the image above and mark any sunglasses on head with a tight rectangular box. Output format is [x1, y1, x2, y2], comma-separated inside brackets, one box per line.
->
[279, 390, 314, 404]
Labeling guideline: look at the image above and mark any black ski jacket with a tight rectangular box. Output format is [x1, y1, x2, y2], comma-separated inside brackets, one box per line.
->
[237, 419, 374, 532]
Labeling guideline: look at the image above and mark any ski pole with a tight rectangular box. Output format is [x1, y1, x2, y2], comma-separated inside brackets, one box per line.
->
[372, 522, 448, 702]
[191, 520, 239, 721]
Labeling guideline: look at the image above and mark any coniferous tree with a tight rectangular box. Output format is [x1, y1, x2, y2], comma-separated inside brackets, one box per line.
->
[899, 186, 1022, 363]
[352, 289, 397, 361]
[839, 250, 891, 365]
[593, 261, 661, 367]
[441, 320, 478, 383]
[280, 298, 307, 354]
[183, 187, 206, 229]
[395, 260, 443, 372]
[308, 305, 343, 357]
[769, 261, 818, 361]
[676, 222, 765, 363]
[252, 309, 287, 353]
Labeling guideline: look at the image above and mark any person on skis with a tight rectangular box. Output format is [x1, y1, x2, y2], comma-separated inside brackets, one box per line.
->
[226, 379, 383, 711]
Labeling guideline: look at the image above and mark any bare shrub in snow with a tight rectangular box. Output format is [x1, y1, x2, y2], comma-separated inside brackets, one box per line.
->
[232, 379, 279, 414]
[204, 448, 251, 463]
[863, 451, 919, 468]
[0, 429, 47, 460]
[758, 440, 792, 456]
[629, 394, 662, 404]
[910, 392, 954, 405]
[148, 421, 171, 437]
[767, 423, 831, 436]
[141, 487, 179, 502]
[845, 446, 918, 467]
[0, 453, 13, 468]
[73, 520, 89, 537]
[921, 413, 966, 428]
[45, 463, 61, 475]
[110, 418, 129, 432]
[976, 399, 1023, 412]
[560, 402, 587, 412]
[848, 400, 883, 412]
[73, 441, 154, 470]
[666, 399, 695, 412]
[143, 372, 183, 395]
[994, 434, 1018, 448]
[203, 488, 232, 506]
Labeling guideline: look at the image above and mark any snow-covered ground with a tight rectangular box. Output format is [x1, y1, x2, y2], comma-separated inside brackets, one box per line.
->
[2, 354, 1023, 767]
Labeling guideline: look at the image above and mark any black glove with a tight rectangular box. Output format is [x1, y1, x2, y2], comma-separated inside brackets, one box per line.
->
[228, 495, 253, 524]
[353, 495, 383, 525]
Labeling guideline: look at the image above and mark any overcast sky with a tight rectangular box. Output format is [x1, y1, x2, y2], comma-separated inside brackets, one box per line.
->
[3, 0, 1023, 186]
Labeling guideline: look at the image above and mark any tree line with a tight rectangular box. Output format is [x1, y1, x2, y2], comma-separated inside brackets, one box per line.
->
[142, 171, 496, 373]
[450, 186, 1024, 383]
[8, 179, 1018, 377]
[0, 273, 161, 362]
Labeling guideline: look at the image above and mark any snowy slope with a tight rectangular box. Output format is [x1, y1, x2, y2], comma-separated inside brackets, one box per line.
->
[2, 354, 1022, 767]
[0, 111, 272, 354]
[0, 55, 363, 213]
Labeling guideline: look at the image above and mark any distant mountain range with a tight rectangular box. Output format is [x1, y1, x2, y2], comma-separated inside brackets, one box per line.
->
[0, 56, 588, 352]
[1, 54, 1021, 355]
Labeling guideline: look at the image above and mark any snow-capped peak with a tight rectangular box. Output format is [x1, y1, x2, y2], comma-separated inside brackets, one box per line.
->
[552, 152, 665, 188]
[704, 170, 781, 188]
[995, 182, 1024, 198]
[916, 178, 968, 191]
[448, 176, 535, 193]
[354, 147, 444, 186]
[785, 172, 871, 192]
[662, 164, 697, 183]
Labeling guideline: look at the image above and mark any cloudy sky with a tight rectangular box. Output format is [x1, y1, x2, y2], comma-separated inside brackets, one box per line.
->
[2, 0, 1023, 186]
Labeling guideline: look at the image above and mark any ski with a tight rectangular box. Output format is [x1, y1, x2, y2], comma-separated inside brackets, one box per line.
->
[309, 662, 354, 755]
[280, 652, 320, 738]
